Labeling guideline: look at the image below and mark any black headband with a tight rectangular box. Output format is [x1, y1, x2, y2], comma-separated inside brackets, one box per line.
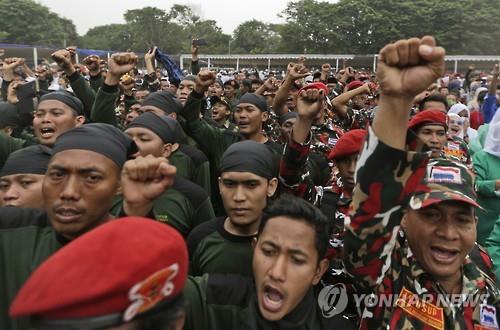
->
[219, 141, 276, 179]
[127, 112, 177, 144]
[238, 93, 268, 112]
[39, 91, 85, 116]
[52, 124, 137, 169]
[142, 91, 182, 114]
[1, 145, 52, 177]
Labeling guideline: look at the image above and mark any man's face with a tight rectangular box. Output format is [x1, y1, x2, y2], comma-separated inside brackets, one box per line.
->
[416, 124, 447, 158]
[160, 80, 170, 92]
[422, 101, 447, 113]
[280, 118, 296, 142]
[176, 80, 195, 105]
[211, 102, 230, 123]
[440, 88, 449, 96]
[352, 93, 368, 109]
[286, 90, 298, 110]
[224, 85, 236, 98]
[251, 82, 262, 93]
[234, 103, 267, 137]
[208, 82, 224, 97]
[402, 201, 476, 283]
[44, 150, 120, 240]
[0, 174, 45, 209]
[134, 90, 149, 101]
[125, 104, 143, 126]
[219, 172, 275, 229]
[33, 100, 84, 146]
[237, 72, 246, 82]
[125, 127, 166, 158]
[336, 153, 358, 192]
[253, 216, 327, 321]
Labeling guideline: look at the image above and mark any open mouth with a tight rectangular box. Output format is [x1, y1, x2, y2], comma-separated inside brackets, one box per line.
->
[262, 285, 284, 313]
[430, 246, 459, 264]
[238, 122, 249, 129]
[39, 127, 55, 138]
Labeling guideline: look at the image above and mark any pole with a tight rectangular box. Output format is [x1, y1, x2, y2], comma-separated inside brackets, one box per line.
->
[208, 57, 211, 69]
[335, 58, 339, 72]
[236, 58, 240, 71]
[373, 55, 378, 72]
[454, 60, 458, 73]
[33, 47, 38, 67]
[267, 58, 271, 72]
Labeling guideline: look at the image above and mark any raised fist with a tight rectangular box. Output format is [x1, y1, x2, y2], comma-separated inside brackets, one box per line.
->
[377, 36, 445, 99]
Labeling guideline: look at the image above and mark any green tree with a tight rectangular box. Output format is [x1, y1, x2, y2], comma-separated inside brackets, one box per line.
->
[79, 24, 132, 51]
[0, 0, 78, 47]
[281, 0, 500, 55]
[232, 20, 282, 54]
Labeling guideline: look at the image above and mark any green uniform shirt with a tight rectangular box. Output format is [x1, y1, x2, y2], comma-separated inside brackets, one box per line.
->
[170, 144, 211, 196]
[0, 209, 61, 330]
[111, 176, 214, 238]
[187, 217, 254, 277]
[183, 274, 356, 330]
[181, 92, 282, 215]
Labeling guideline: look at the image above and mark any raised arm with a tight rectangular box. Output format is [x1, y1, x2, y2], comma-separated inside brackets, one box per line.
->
[344, 36, 445, 291]
[272, 62, 309, 116]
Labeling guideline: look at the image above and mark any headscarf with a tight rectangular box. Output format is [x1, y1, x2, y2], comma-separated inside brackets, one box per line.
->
[448, 103, 477, 140]
[484, 110, 500, 158]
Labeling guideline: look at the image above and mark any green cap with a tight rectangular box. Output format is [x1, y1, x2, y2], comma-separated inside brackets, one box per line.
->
[408, 158, 481, 210]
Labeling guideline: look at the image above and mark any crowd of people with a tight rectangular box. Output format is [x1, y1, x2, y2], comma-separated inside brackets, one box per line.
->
[0, 35, 499, 329]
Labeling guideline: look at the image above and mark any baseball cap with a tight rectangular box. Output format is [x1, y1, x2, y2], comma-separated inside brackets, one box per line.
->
[408, 159, 481, 210]
[210, 95, 231, 109]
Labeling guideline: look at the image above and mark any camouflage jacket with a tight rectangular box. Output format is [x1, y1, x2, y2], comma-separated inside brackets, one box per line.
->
[332, 107, 373, 132]
[345, 128, 500, 330]
[310, 118, 345, 158]
[443, 135, 471, 166]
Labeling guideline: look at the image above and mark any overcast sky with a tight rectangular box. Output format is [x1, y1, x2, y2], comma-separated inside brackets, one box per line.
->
[36, 0, 321, 35]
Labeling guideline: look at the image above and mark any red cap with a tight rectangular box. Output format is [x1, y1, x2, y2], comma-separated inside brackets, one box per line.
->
[328, 129, 367, 160]
[299, 82, 329, 95]
[10, 217, 188, 322]
[346, 80, 364, 91]
[408, 109, 448, 131]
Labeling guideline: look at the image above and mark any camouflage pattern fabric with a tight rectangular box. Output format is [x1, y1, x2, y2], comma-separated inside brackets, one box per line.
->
[443, 135, 471, 166]
[345, 128, 500, 330]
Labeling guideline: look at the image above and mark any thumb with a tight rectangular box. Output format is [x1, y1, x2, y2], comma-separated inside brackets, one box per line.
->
[418, 44, 445, 63]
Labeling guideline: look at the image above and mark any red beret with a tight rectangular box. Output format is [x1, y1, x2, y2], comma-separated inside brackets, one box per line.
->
[408, 109, 448, 131]
[328, 129, 367, 160]
[346, 80, 364, 91]
[299, 82, 329, 95]
[10, 217, 188, 322]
